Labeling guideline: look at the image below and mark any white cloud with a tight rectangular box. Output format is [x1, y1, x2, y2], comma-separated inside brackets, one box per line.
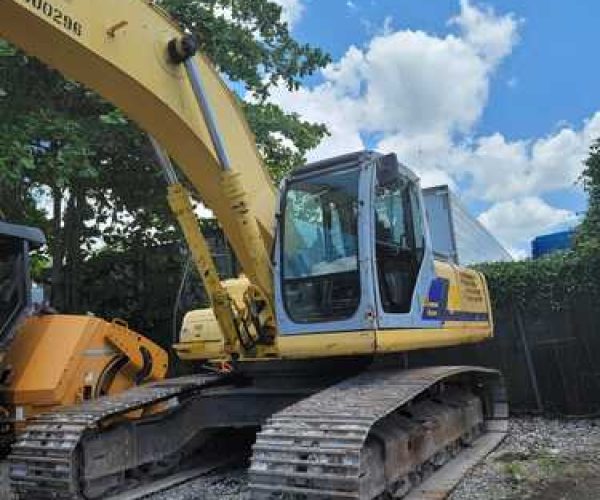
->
[361, 30, 491, 135]
[415, 168, 458, 191]
[268, 84, 364, 160]
[272, 0, 304, 28]
[374, 114, 600, 210]
[299, 24, 502, 138]
[360, 15, 395, 38]
[267, 0, 596, 253]
[271, 0, 519, 151]
[450, 111, 600, 202]
[377, 132, 459, 190]
[450, 0, 521, 66]
[321, 46, 368, 97]
[478, 197, 576, 253]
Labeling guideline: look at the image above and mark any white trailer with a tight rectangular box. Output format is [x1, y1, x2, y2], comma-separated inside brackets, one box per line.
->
[422, 185, 512, 265]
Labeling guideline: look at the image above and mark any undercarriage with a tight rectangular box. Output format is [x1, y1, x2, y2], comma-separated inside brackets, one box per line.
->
[8, 363, 506, 499]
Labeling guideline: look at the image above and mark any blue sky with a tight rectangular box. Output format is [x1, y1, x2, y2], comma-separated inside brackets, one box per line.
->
[270, 0, 600, 257]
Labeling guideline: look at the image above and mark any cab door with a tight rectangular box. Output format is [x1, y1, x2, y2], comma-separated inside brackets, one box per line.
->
[275, 161, 377, 335]
[370, 155, 441, 330]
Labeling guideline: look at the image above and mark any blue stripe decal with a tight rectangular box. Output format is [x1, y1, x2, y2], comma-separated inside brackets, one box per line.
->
[422, 278, 488, 322]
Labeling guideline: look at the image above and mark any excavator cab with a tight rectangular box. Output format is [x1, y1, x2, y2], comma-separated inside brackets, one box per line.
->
[0, 222, 45, 350]
[275, 151, 439, 335]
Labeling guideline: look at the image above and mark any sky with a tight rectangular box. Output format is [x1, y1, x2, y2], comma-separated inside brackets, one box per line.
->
[269, 0, 600, 258]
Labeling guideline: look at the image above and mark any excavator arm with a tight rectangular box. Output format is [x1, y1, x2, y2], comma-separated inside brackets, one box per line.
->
[0, 0, 276, 299]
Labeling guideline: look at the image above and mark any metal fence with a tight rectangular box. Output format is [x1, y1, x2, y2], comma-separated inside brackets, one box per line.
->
[406, 297, 600, 416]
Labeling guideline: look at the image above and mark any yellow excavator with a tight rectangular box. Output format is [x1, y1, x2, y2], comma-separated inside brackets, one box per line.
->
[0, 220, 168, 453]
[1, 1, 508, 498]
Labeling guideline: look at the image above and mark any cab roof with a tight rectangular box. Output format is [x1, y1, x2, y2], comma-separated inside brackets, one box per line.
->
[0, 221, 46, 248]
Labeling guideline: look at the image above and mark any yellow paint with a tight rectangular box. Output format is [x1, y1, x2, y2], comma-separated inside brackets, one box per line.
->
[167, 183, 245, 353]
[428, 261, 491, 318]
[277, 331, 376, 359]
[176, 323, 491, 361]
[0, 315, 168, 424]
[376, 326, 491, 353]
[176, 309, 225, 361]
[252, 324, 488, 360]
[176, 256, 493, 362]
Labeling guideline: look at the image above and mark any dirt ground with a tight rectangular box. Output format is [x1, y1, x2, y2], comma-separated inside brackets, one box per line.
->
[494, 450, 600, 499]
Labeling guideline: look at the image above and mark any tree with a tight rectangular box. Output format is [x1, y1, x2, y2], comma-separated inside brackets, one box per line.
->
[578, 138, 600, 250]
[0, 1, 330, 313]
[159, 0, 331, 177]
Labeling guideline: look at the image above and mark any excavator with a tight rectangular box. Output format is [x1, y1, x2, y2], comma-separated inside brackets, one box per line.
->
[0, 219, 168, 453]
[0, 1, 508, 498]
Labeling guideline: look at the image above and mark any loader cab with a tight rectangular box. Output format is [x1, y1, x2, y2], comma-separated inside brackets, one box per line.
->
[0, 222, 45, 348]
[274, 151, 438, 335]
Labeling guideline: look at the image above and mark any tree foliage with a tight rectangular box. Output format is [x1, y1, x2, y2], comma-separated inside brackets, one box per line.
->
[578, 137, 600, 250]
[0, 1, 330, 314]
[162, 0, 329, 98]
[75, 221, 236, 348]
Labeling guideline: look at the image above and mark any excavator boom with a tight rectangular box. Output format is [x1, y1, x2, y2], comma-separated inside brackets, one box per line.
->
[1, 0, 276, 297]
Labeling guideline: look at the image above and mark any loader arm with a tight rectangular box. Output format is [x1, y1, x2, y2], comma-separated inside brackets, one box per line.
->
[0, 0, 276, 298]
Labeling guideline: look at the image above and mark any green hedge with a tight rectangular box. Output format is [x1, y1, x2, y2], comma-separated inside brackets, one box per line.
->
[474, 247, 600, 314]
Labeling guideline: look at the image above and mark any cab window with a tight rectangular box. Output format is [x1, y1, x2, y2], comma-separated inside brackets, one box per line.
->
[282, 168, 361, 323]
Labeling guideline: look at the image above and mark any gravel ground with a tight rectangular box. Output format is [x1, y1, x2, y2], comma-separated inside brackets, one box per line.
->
[449, 417, 600, 500]
[148, 417, 600, 500]
[146, 465, 249, 500]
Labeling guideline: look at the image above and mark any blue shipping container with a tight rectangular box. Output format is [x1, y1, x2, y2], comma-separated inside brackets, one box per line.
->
[531, 230, 575, 259]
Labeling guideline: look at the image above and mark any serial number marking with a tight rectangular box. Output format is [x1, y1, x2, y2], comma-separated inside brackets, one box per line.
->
[22, 0, 83, 37]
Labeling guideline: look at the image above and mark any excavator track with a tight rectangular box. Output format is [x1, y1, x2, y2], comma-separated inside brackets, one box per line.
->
[8, 366, 506, 499]
[8, 373, 226, 499]
[249, 365, 507, 499]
